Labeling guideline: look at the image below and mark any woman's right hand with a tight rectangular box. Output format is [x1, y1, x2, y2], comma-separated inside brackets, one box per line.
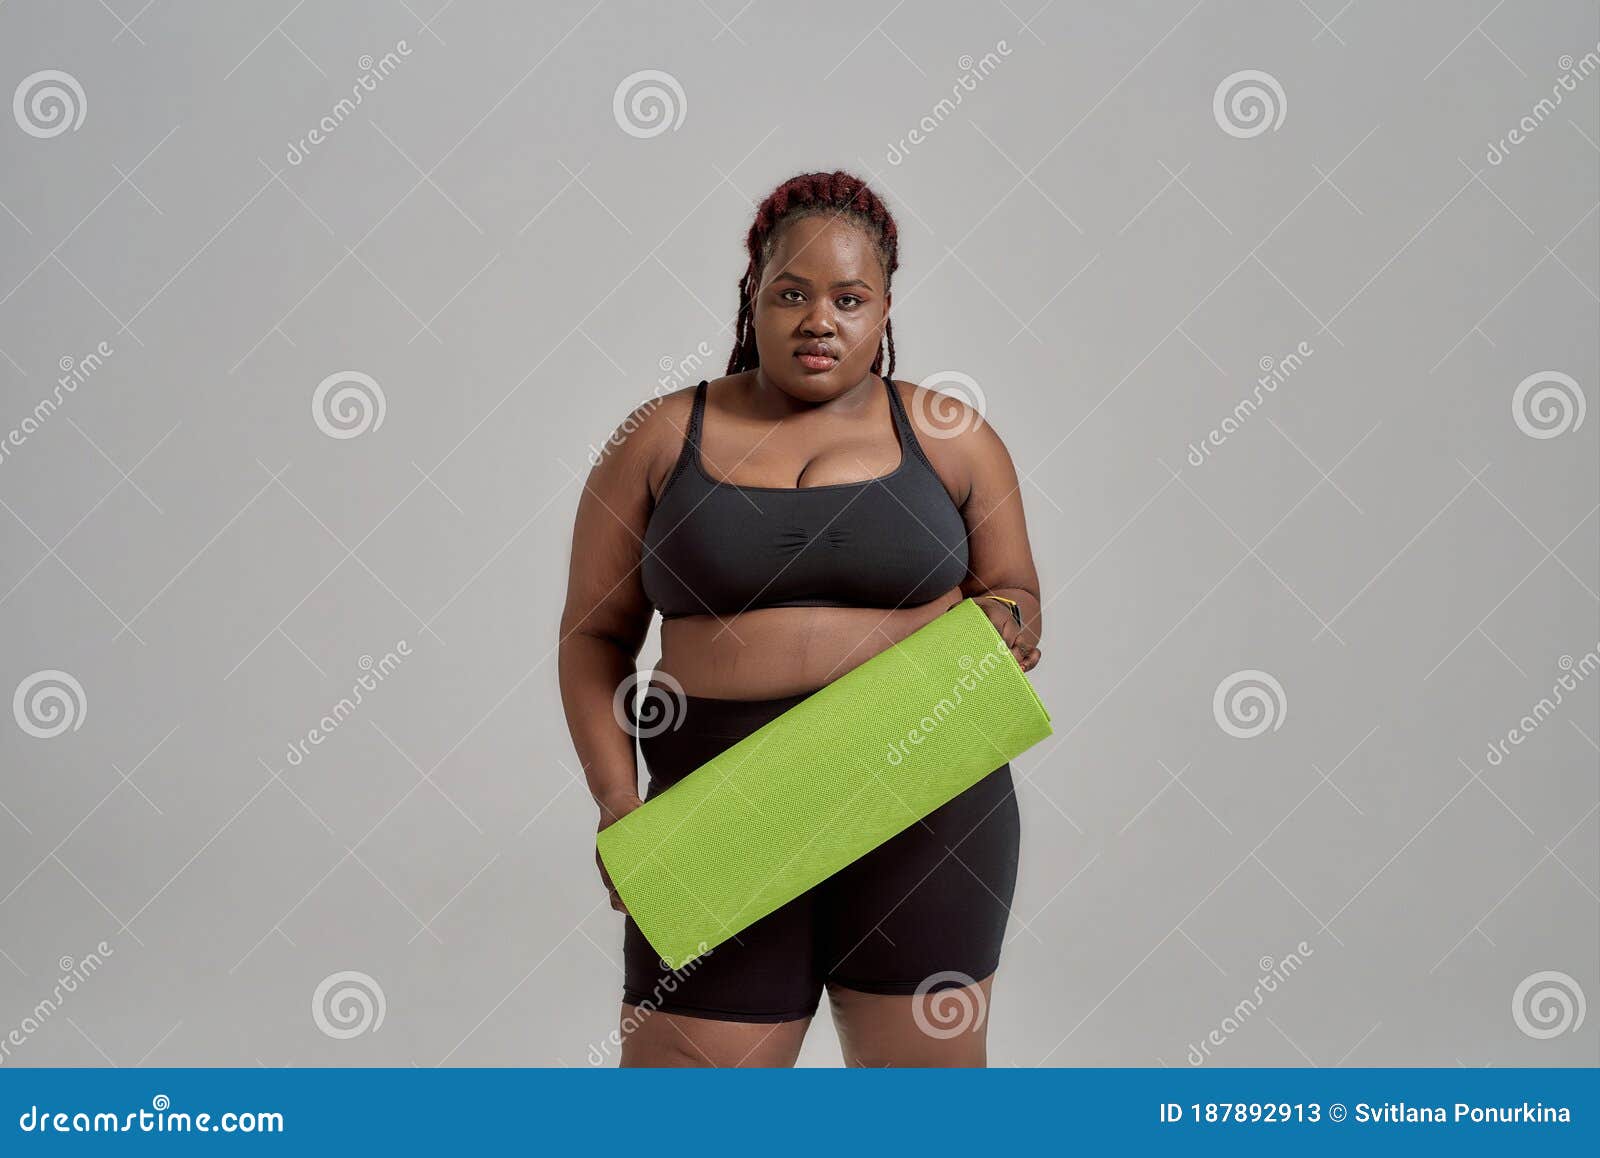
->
[595, 793, 644, 914]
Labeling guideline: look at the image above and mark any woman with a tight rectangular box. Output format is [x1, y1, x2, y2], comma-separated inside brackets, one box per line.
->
[559, 170, 1043, 1067]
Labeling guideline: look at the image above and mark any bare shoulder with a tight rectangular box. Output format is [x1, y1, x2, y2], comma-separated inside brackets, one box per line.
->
[889, 376, 1004, 443]
[589, 381, 699, 500]
[887, 375, 1011, 502]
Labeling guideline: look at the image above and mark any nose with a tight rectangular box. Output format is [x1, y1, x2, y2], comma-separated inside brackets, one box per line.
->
[799, 301, 835, 337]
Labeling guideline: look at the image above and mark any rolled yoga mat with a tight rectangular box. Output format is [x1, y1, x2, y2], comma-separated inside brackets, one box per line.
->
[597, 597, 1053, 970]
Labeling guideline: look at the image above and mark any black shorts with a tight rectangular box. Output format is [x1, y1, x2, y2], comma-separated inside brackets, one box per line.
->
[621, 688, 1021, 1023]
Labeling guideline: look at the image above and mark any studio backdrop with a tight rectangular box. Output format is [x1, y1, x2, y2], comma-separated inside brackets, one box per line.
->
[0, 1, 1595, 1067]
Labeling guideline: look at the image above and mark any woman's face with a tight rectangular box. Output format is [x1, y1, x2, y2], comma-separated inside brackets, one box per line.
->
[751, 214, 890, 398]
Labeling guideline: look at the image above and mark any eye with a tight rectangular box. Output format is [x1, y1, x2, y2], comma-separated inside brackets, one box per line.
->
[836, 294, 863, 308]
[779, 289, 805, 303]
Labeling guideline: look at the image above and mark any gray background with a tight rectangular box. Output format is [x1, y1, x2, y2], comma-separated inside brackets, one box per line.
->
[0, 0, 1595, 1068]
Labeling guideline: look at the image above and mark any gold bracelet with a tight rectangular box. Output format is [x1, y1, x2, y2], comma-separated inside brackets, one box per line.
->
[976, 594, 1023, 629]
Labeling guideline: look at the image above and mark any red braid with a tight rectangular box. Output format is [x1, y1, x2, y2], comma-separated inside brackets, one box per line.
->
[726, 170, 899, 382]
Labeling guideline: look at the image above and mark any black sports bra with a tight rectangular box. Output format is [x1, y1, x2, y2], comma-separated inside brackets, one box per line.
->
[641, 376, 970, 620]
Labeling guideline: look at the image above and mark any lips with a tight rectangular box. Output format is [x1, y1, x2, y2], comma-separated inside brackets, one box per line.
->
[794, 341, 838, 371]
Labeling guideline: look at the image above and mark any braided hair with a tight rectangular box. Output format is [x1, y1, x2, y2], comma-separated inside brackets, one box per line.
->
[726, 170, 900, 382]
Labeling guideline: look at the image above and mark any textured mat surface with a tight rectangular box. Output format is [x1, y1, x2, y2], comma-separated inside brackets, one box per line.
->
[597, 598, 1053, 969]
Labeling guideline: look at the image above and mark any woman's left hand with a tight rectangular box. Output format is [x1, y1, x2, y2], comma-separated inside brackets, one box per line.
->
[974, 597, 1041, 673]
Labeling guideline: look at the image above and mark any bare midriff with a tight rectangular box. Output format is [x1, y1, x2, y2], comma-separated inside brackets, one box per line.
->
[654, 585, 962, 701]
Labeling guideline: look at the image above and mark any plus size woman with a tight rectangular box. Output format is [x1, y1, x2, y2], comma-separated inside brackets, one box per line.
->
[559, 171, 1043, 1067]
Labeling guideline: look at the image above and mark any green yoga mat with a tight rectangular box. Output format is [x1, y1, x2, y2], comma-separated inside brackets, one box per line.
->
[597, 597, 1052, 969]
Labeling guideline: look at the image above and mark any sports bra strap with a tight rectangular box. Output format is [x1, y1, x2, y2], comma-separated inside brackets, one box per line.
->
[687, 379, 707, 446]
[881, 374, 936, 474]
[659, 380, 708, 500]
[882, 374, 910, 444]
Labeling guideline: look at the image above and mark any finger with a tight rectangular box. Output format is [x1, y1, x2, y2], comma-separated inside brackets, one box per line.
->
[999, 616, 1021, 648]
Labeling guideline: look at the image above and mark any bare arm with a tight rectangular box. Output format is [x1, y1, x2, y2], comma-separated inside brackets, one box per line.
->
[557, 393, 682, 834]
[920, 390, 1043, 671]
